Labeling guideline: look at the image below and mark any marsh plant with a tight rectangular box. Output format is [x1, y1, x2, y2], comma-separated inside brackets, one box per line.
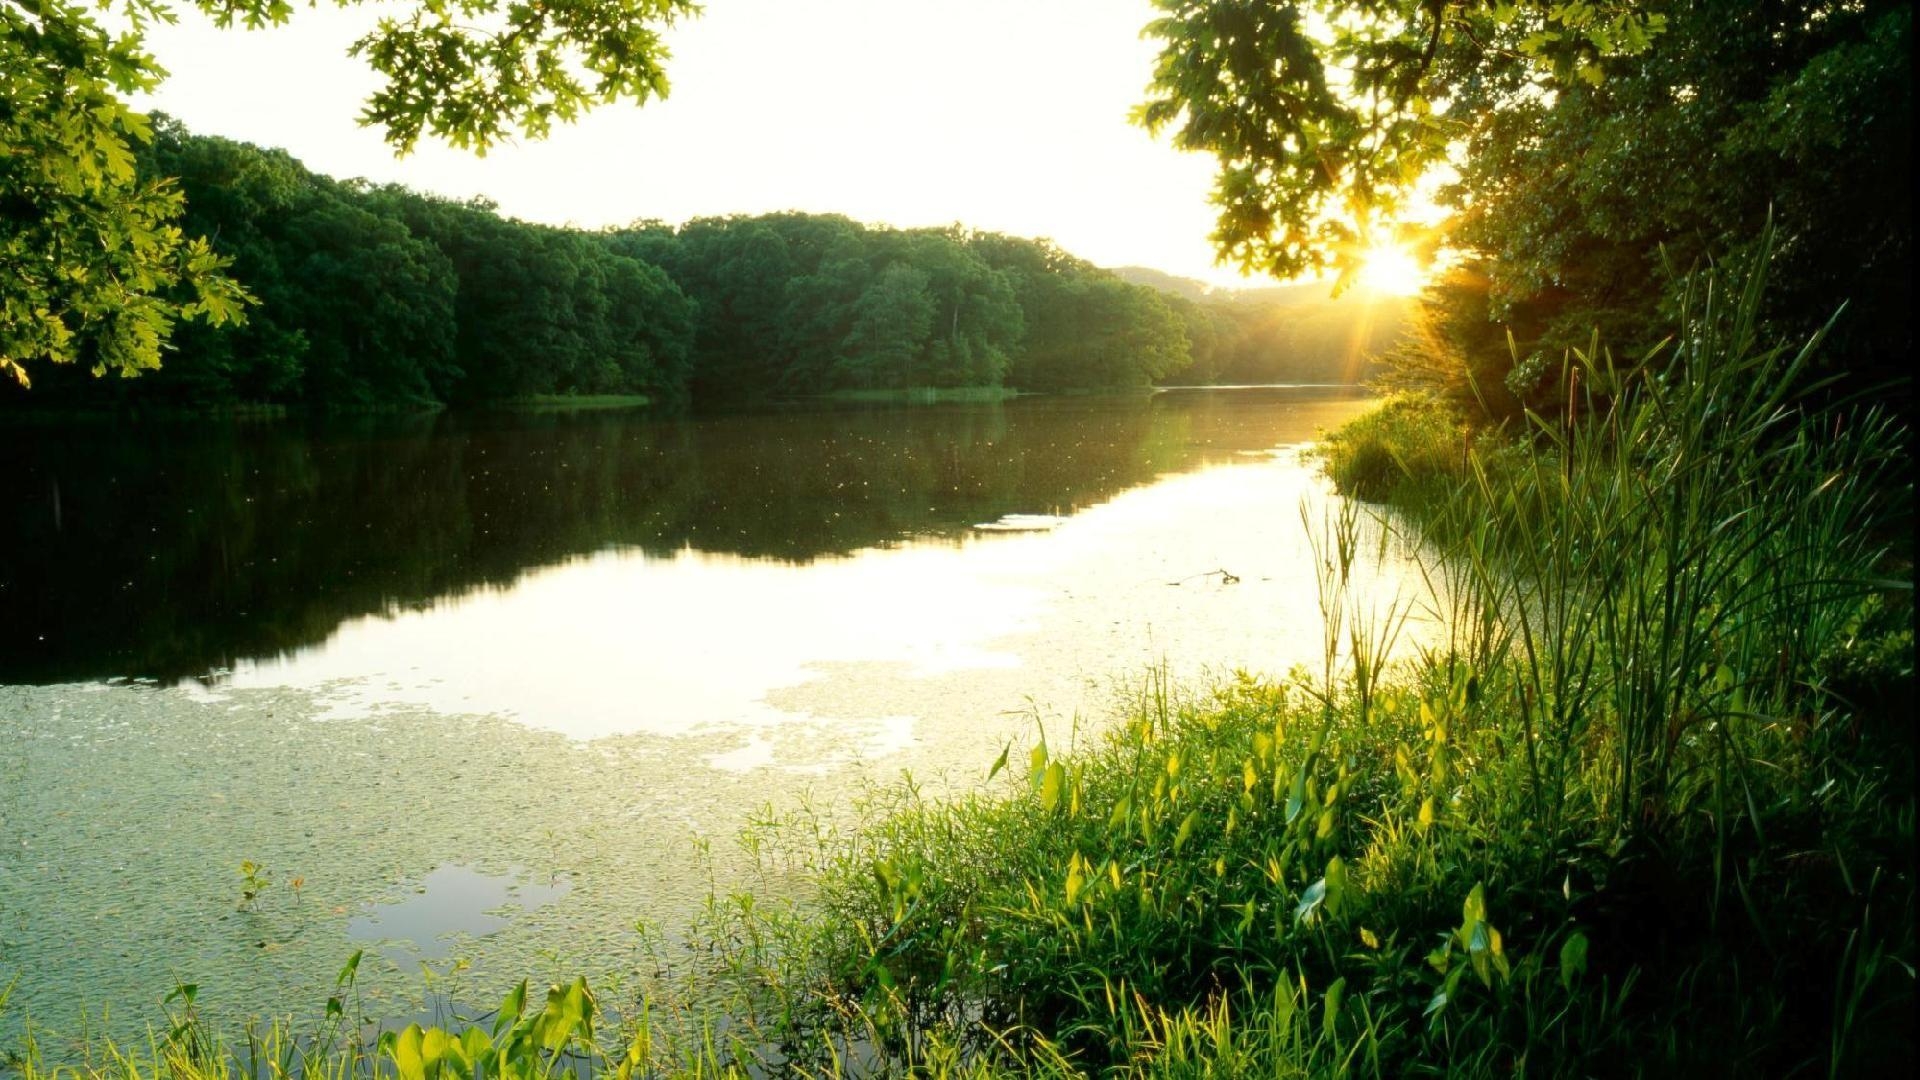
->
[237, 862, 272, 913]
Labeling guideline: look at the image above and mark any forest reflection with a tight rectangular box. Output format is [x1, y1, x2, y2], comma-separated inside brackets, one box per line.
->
[0, 388, 1367, 684]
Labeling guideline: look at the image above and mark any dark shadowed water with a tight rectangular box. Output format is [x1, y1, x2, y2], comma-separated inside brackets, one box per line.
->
[3, 390, 1369, 687]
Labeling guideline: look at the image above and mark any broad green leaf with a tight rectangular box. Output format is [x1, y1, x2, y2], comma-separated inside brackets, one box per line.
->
[1294, 878, 1327, 924]
[1040, 762, 1066, 812]
[389, 1024, 425, 1080]
[1325, 856, 1349, 917]
[1462, 882, 1487, 927]
[1322, 977, 1346, 1038]
[421, 1028, 451, 1072]
[1559, 931, 1590, 991]
[493, 980, 528, 1040]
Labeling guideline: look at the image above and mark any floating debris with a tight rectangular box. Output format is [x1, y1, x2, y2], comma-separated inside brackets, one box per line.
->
[1167, 568, 1241, 586]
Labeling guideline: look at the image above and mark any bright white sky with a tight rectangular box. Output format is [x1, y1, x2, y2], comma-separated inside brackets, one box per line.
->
[134, 0, 1265, 288]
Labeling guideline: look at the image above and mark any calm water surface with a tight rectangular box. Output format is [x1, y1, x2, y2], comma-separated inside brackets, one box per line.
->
[0, 389, 1417, 1039]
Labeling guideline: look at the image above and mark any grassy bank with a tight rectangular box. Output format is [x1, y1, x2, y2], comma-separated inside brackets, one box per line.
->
[5, 268, 1911, 1076]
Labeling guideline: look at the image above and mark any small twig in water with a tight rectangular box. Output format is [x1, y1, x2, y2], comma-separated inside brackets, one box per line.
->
[1167, 568, 1240, 586]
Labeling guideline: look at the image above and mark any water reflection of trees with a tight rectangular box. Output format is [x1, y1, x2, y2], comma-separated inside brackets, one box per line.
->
[0, 391, 1364, 684]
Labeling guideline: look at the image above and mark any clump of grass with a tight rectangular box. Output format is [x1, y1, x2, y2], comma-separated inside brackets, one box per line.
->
[1314, 395, 1474, 506]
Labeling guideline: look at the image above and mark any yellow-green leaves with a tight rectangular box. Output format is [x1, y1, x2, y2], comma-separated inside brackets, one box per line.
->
[1064, 852, 1088, 905]
[2, 2, 260, 383]
[1029, 742, 1070, 814]
[1173, 808, 1200, 852]
[1039, 763, 1065, 812]
[1455, 883, 1509, 987]
[352, 0, 699, 155]
[1325, 856, 1350, 918]
[1425, 882, 1517, 1017]
[532, 977, 594, 1052]
[378, 977, 597, 1080]
[384, 1024, 428, 1080]
[1284, 769, 1308, 824]
[1297, 856, 1352, 928]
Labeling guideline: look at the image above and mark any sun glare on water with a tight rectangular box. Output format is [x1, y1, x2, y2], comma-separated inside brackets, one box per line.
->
[1358, 243, 1427, 296]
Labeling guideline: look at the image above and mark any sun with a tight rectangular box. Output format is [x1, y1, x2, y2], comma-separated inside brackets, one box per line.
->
[1357, 243, 1427, 296]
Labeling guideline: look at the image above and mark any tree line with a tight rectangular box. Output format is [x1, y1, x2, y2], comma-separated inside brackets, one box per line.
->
[0, 119, 1400, 412]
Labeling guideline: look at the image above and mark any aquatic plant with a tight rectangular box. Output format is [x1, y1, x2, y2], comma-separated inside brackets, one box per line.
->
[237, 862, 271, 913]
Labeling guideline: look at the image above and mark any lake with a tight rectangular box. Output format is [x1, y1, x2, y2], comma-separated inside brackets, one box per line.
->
[0, 388, 1416, 1040]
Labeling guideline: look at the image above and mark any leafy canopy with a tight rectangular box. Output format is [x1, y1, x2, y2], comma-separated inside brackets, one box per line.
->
[1137, 1, 1669, 283]
[1140, 0, 1911, 412]
[0, 0, 698, 385]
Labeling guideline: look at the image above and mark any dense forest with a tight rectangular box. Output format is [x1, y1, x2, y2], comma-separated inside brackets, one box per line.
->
[0, 120, 1405, 412]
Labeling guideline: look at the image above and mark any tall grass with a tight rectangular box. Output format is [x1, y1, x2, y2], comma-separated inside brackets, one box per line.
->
[1414, 253, 1907, 853]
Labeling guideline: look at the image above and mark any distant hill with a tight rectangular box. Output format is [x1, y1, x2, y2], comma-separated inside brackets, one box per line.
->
[1108, 266, 1218, 301]
[1109, 266, 1416, 386]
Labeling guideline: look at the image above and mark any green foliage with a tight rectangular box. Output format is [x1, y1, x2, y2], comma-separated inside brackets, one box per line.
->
[11, 121, 698, 408]
[1141, 0, 1910, 409]
[1137, 0, 1668, 283]
[0, 0, 696, 386]
[1316, 394, 1470, 505]
[1432, 0, 1913, 408]
[840, 263, 936, 388]
[8, 102, 1401, 410]
[609, 214, 1194, 401]
[381, 191, 696, 403]
[0, 0, 252, 385]
[1104, 271, 1416, 388]
[236, 860, 270, 912]
[341, 0, 699, 154]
